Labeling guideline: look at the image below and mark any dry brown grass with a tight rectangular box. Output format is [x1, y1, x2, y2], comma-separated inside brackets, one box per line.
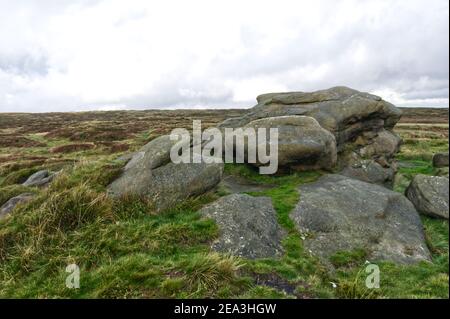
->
[50, 143, 95, 153]
[399, 107, 449, 124]
[0, 135, 46, 148]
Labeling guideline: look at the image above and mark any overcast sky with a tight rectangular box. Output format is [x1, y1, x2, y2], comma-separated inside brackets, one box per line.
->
[0, 0, 448, 112]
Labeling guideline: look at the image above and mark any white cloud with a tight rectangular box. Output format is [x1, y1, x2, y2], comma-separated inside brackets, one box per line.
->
[0, 0, 448, 112]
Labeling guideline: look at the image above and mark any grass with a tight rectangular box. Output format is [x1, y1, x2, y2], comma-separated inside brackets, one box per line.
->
[225, 164, 334, 297]
[329, 248, 369, 268]
[0, 109, 448, 299]
[1, 167, 44, 186]
[0, 164, 249, 298]
[396, 136, 448, 162]
[0, 184, 37, 206]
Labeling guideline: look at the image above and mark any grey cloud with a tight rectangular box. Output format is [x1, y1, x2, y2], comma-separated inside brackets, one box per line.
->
[0, 53, 49, 76]
[0, 0, 448, 112]
[404, 88, 450, 100]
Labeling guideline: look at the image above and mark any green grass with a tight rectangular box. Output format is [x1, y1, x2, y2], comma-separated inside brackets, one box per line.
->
[0, 119, 448, 299]
[0, 184, 38, 206]
[394, 135, 449, 193]
[397, 138, 448, 162]
[329, 248, 369, 268]
[1, 167, 44, 186]
[332, 222, 448, 299]
[0, 164, 248, 298]
[1, 159, 448, 298]
[226, 164, 333, 297]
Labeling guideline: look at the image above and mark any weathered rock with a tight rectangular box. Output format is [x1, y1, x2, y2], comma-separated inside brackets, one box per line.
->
[121, 135, 181, 171]
[235, 116, 337, 171]
[219, 87, 402, 182]
[357, 129, 402, 159]
[22, 170, 55, 187]
[220, 86, 402, 148]
[433, 152, 449, 168]
[108, 150, 154, 197]
[406, 174, 449, 219]
[291, 174, 431, 265]
[340, 157, 396, 188]
[116, 152, 135, 163]
[108, 149, 224, 212]
[141, 158, 223, 212]
[199, 194, 285, 258]
[0, 193, 34, 219]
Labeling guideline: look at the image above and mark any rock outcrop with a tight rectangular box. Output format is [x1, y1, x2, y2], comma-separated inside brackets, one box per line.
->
[219, 86, 402, 185]
[199, 194, 285, 258]
[108, 135, 223, 212]
[0, 193, 34, 220]
[406, 174, 449, 219]
[291, 174, 431, 265]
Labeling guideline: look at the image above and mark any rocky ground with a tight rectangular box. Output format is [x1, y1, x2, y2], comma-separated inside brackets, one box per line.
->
[0, 89, 448, 298]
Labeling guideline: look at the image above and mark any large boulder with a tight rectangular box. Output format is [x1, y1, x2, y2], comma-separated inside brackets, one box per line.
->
[291, 174, 431, 265]
[433, 153, 449, 168]
[0, 193, 34, 220]
[406, 174, 449, 219]
[231, 116, 337, 171]
[124, 135, 181, 171]
[199, 194, 285, 258]
[139, 159, 223, 212]
[108, 135, 224, 212]
[220, 86, 401, 147]
[219, 87, 402, 182]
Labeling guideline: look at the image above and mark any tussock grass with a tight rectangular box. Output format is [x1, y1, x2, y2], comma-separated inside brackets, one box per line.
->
[1, 167, 44, 186]
[329, 248, 368, 268]
[181, 253, 244, 293]
[0, 160, 245, 298]
[335, 267, 380, 299]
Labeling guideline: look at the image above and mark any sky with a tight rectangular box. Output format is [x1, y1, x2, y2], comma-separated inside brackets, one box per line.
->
[0, 0, 448, 112]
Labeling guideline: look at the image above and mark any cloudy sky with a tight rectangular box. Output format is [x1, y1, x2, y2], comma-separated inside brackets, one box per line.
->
[0, 0, 448, 112]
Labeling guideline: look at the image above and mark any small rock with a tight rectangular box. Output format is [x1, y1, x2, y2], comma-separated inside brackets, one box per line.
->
[199, 194, 285, 259]
[433, 153, 449, 168]
[0, 193, 35, 219]
[340, 158, 395, 188]
[406, 174, 449, 219]
[22, 170, 55, 187]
